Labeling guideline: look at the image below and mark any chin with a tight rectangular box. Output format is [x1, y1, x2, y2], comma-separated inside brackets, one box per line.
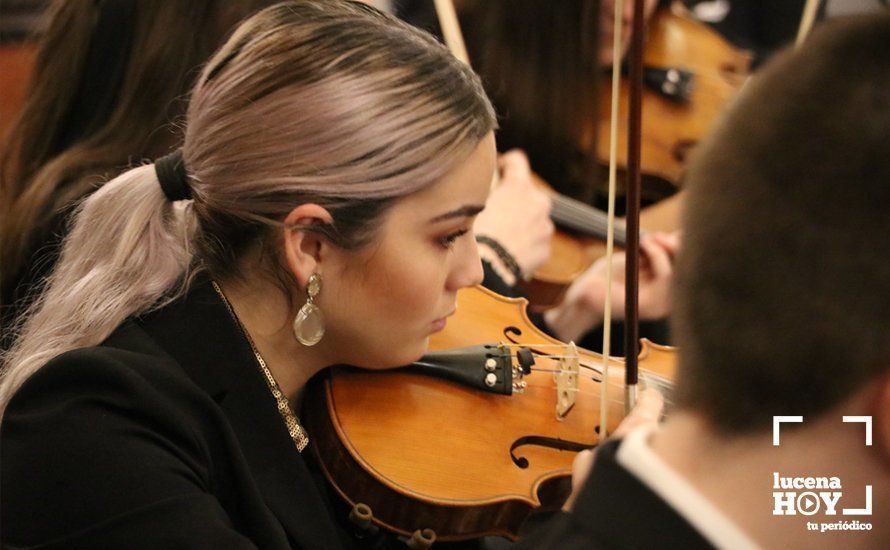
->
[391, 337, 430, 367]
[358, 337, 429, 370]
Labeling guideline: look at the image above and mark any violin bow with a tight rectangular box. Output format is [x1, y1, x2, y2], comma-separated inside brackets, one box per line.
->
[795, 0, 823, 48]
[598, 0, 625, 441]
[433, 0, 470, 64]
[616, 0, 825, 429]
[432, 1, 505, 194]
[599, 0, 646, 440]
[625, 0, 647, 415]
[613, 0, 824, 431]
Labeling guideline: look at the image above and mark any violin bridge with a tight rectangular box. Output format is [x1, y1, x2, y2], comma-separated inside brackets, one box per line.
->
[554, 342, 580, 419]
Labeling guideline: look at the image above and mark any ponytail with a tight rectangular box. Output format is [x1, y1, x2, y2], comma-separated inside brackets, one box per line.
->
[0, 0, 498, 419]
[0, 164, 194, 417]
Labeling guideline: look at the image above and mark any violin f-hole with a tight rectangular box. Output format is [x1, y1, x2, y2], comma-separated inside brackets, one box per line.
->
[503, 325, 523, 343]
[509, 436, 593, 469]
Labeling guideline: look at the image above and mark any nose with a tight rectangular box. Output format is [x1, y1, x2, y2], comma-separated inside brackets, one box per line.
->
[447, 237, 485, 290]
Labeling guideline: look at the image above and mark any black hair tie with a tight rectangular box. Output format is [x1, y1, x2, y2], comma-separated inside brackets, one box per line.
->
[155, 149, 192, 202]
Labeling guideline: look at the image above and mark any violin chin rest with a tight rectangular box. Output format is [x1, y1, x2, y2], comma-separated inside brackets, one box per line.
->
[405, 344, 515, 395]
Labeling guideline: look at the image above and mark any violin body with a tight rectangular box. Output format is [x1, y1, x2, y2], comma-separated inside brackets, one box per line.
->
[524, 3, 750, 309]
[592, 2, 751, 189]
[305, 286, 676, 541]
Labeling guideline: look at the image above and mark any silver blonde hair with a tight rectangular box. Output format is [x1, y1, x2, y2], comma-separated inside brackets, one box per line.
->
[0, 1, 496, 416]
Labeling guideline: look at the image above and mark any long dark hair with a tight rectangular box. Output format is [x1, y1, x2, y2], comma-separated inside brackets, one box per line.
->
[0, 0, 276, 308]
[461, 0, 601, 202]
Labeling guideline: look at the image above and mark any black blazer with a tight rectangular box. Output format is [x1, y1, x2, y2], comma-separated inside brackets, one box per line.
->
[1, 280, 355, 549]
[516, 439, 714, 549]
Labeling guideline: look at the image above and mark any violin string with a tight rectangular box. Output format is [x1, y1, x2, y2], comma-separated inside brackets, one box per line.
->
[535, 353, 578, 359]
[546, 361, 605, 376]
[500, 343, 569, 348]
[504, 350, 670, 382]
[505, 351, 610, 375]
[550, 195, 621, 231]
[550, 194, 612, 219]
[499, 347, 675, 392]
[525, 363, 673, 391]
[562, 386, 674, 407]
[523, 383, 625, 407]
[529, 367, 601, 381]
[520, 384, 674, 410]
[522, 387, 669, 410]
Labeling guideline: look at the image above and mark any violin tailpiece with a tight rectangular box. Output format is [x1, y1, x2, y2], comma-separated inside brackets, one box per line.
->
[405, 344, 519, 395]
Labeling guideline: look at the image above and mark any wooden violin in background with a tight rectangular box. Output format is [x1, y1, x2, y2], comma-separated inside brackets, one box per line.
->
[591, 1, 752, 194]
[305, 286, 676, 541]
[527, 1, 750, 309]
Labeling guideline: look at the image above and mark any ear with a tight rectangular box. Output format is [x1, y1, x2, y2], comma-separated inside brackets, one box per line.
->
[282, 203, 335, 287]
[871, 372, 890, 471]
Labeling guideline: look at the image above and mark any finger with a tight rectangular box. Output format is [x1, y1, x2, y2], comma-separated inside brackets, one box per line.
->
[528, 187, 553, 220]
[528, 196, 553, 233]
[540, 189, 553, 213]
[572, 448, 596, 481]
[651, 231, 681, 256]
[634, 388, 665, 422]
[612, 388, 664, 438]
[546, 216, 555, 236]
[499, 150, 532, 182]
[640, 238, 672, 279]
[565, 448, 597, 511]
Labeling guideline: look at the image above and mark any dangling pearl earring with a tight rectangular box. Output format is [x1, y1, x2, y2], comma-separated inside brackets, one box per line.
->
[293, 273, 324, 346]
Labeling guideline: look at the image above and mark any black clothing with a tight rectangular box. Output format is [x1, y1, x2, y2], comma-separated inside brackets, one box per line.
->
[517, 440, 714, 549]
[1, 279, 503, 549]
[1, 280, 353, 549]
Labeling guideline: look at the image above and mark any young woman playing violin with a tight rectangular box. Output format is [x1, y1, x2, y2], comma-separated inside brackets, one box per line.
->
[0, 2, 655, 547]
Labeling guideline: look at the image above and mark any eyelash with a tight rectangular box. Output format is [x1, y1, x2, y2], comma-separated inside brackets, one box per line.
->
[439, 228, 470, 249]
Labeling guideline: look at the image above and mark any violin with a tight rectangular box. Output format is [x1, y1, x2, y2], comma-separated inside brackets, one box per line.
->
[591, 1, 752, 192]
[304, 285, 676, 541]
[524, 2, 750, 308]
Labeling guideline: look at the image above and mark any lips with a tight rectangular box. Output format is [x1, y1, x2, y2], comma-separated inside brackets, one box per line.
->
[431, 308, 457, 331]
[438, 308, 456, 322]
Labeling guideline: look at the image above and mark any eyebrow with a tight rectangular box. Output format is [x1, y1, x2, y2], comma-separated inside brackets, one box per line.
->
[428, 204, 486, 223]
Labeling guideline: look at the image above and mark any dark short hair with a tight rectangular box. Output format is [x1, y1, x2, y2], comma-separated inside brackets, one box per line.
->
[672, 14, 890, 433]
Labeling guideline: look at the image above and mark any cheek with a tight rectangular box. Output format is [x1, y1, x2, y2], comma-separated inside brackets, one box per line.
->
[327, 240, 449, 367]
[368, 246, 445, 333]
